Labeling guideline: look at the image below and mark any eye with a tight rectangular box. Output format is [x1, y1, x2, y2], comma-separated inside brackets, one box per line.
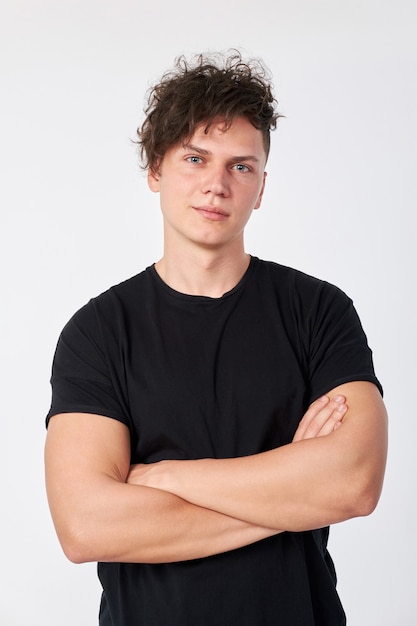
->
[186, 156, 203, 164]
[232, 163, 251, 172]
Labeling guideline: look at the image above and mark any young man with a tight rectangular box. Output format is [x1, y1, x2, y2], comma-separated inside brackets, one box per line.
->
[45, 51, 388, 625]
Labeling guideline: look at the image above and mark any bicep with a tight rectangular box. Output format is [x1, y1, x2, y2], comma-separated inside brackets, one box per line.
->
[45, 413, 280, 563]
[45, 413, 131, 542]
[328, 380, 387, 447]
[326, 381, 388, 505]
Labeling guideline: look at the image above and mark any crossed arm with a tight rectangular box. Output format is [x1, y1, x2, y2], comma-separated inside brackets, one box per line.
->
[128, 381, 387, 532]
[44, 381, 387, 564]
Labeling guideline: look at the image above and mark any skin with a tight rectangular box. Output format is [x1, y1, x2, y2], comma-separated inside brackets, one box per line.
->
[45, 395, 351, 564]
[148, 116, 267, 297]
[44, 116, 388, 564]
[127, 382, 387, 532]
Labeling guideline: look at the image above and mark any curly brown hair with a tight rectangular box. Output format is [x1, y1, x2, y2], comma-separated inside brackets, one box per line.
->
[137, 50, 281, 173]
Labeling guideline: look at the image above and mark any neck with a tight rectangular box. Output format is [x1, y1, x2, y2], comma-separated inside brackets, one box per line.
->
[155, 243, 250, 298]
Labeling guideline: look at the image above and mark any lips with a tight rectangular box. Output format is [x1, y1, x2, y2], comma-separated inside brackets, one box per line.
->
[193, 206, 230, 221]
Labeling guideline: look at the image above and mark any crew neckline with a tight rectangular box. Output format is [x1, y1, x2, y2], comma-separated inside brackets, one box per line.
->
[149, 256, 257, 302]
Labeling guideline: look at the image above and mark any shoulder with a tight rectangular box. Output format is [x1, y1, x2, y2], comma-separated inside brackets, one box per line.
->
[94, 266, 153, 309]
[253, 258, 351, 308]
[58, 266, 156, 344]
[71, 267, 153, 318]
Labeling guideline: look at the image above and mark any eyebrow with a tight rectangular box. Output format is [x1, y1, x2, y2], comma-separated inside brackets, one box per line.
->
[182, 143, 261, 163]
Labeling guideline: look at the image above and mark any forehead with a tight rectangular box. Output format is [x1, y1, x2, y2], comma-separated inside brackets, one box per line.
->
[183, 117, 266, 156]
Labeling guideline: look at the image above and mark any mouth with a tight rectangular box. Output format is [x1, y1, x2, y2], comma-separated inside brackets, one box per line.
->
[193, 206, 230, 221]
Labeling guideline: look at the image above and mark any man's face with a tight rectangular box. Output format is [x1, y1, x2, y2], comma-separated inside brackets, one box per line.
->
[148, 116, 267, 252]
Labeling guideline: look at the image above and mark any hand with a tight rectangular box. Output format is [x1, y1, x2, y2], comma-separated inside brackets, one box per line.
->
[127, 460, 167, 489]
[292, 394, 347, 443]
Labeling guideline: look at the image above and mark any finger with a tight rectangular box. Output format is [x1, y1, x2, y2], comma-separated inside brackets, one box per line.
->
[293, 396, 330, 441]
[302, 398, 347, 440]
[313, 402, 347, 438]
[293, 395, 346, 442]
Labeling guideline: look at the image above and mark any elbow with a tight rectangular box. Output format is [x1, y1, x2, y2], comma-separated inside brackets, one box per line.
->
[56, 522, 100, 564]
[346, 467, 385, 519]
[64, 551, 88, 565]
[351, 487, 380, 518]
[62, 542, 92, 565]
[60, 540, 93, 565]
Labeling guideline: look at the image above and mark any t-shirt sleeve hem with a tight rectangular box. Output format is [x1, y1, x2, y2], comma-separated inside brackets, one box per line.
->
[311, 374, 383, 404]
[45, 405, 130, 429]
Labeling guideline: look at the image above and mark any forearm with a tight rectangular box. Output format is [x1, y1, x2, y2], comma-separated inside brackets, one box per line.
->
[47, 469, 280, 564]
[146, 437, 361, 531]
[45, 413, 281, 565]
[130, 441, 351, 532]
[131, 383, 387, 532]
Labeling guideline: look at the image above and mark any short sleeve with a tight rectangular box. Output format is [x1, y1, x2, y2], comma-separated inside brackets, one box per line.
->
[46, 301, 130, 428]
[306, 282, 383, 402]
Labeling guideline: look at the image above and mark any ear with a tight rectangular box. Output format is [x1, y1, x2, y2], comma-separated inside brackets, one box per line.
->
[254, 171, 267, 210]
[147, 167, 160, 192]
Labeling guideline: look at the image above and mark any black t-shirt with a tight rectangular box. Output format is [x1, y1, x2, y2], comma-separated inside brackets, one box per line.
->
[47, 257, 382, 625]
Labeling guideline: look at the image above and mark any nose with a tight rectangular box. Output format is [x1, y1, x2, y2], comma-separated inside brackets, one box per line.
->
[201, 165, 230, 197]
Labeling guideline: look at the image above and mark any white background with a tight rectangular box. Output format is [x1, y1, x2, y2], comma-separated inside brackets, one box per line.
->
[1, 1, 416, 624]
